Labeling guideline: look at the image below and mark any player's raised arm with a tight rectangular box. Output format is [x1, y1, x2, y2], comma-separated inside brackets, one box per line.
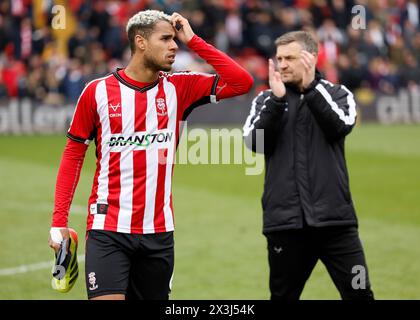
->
[170, 12, 254, 100]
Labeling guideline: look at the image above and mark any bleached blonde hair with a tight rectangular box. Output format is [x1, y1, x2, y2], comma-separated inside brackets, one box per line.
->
[126, 10, 171, 53]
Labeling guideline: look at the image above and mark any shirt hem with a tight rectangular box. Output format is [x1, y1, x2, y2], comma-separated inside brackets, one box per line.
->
[87, 225, 175, 235]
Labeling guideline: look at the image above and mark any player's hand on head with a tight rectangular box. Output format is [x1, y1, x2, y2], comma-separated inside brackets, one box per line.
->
[48, 227, 70, 254]
[268, 59, 286, 98]
[170, 12, 195, 44]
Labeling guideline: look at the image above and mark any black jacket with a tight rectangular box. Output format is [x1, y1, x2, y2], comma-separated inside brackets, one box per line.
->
[243, 74, 358, 234]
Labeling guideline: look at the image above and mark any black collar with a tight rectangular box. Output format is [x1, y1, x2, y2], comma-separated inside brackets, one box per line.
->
[113, 68, 159, 92]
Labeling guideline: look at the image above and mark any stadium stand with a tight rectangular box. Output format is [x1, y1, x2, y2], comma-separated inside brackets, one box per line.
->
[0, 0, 419, 104]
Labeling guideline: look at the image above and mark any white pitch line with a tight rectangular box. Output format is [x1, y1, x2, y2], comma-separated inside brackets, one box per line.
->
[0, 254, 85, 276]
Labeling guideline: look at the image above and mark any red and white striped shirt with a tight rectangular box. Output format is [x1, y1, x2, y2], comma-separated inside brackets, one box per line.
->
[68, 69, 217, 234]
[52, 35, 253, 234]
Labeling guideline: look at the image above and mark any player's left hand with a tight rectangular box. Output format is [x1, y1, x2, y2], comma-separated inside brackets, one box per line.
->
[300, 50, 316, 91]
[49, 228, 70, 254]
[170, 12, 195, 44]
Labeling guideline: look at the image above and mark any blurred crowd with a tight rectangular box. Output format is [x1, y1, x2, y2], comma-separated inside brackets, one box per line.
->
[0, 0, 419, 105]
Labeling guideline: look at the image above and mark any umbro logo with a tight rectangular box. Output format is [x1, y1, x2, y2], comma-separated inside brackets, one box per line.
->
[108, 103, 121, 118]
[273, 246, 283, 254]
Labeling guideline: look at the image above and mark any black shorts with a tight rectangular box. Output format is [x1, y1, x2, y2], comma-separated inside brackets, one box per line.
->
[85, 230, 174, 300]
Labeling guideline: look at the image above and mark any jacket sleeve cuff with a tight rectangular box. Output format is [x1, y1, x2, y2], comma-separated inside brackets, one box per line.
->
[264, 93, 288, 114]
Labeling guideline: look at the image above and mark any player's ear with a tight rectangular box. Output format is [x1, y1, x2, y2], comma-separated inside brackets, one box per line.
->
[135, 34, 147, 51]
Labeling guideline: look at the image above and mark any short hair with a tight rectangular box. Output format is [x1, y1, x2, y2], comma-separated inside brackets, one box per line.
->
[126, 10, 171, 54]
[274, 31, 318, 55]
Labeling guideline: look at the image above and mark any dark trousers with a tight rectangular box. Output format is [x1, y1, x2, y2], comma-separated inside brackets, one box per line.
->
[266, 225, 374, 300]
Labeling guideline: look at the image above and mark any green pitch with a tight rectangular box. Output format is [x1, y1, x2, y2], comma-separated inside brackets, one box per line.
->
[0, 124, 419, 299]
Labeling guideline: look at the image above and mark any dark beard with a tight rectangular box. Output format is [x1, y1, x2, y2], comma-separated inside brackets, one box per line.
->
[144, 55, 172, 72]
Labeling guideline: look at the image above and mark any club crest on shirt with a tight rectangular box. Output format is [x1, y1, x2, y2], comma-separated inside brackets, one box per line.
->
[156, 98, 167, 116]
[108, 102, 121, 118]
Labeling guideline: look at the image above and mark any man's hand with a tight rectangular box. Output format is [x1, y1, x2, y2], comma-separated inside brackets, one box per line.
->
[268, 59, 286, 98]
[170, 12, 195, 44]
[300, 50, 316, 91]
[49, 228, 70, 254]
